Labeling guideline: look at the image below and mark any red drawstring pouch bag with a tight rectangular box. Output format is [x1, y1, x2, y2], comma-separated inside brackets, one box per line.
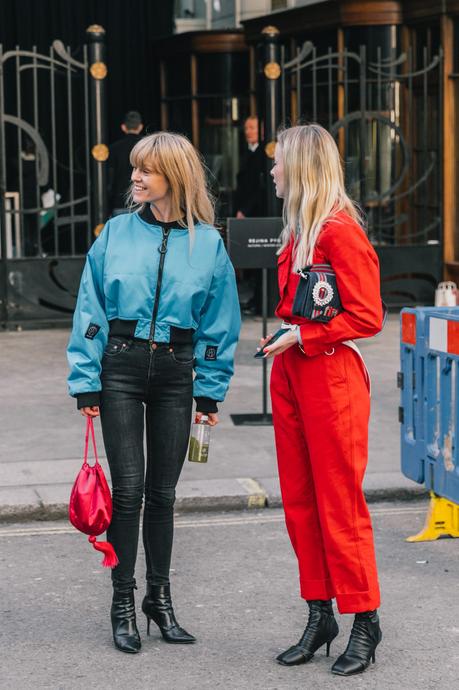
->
[69, 417, 119, 568]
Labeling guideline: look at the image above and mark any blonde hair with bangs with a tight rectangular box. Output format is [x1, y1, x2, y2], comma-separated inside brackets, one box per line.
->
[128, 131, 215, 242]
[277, 124, 363, 271]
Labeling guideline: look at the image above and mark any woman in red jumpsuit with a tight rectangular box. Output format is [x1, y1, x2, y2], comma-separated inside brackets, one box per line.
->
[261, 125, 383, 676]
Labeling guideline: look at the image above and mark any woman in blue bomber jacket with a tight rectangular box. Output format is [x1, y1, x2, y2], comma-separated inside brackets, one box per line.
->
[67, 132, 241, 654]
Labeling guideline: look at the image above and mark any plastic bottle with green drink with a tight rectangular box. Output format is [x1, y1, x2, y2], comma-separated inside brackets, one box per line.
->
[188, 415, 211, 463]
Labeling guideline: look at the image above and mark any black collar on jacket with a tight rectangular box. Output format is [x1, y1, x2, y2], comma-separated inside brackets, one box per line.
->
[139, 204, 187, 230]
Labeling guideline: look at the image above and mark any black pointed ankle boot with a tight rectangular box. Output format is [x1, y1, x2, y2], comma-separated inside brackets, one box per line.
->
[142, 584, 196, 644]
[276, 600, 339, 666]
[111, 588, 141, 654]
[331, 610, 382, 676]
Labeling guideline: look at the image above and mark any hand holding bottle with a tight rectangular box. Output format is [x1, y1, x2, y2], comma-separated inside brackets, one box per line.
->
[195, 411, 219, 426]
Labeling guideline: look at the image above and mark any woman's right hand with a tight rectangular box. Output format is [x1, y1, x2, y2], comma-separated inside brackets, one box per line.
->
[80, 406, 100, 418]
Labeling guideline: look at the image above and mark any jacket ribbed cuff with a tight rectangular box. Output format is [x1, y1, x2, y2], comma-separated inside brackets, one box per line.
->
[194, 397, 218, 414]
[76, 391, 101, 410]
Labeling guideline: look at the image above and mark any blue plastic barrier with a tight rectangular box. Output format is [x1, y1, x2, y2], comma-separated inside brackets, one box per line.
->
[400, 307, 459, 503]
[399, 308, 430, 484]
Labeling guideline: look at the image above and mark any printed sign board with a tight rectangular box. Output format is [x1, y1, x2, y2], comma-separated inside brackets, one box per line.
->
[226, 217, 283, 269]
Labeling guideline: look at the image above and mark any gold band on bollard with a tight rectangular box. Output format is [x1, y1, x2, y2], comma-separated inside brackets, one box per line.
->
[264, 62, 281, 80]
[91, 144, 109, 162]
[90, 62, 108, 80]
[86, 24, 105, 35]
[261, 25, 280, 35]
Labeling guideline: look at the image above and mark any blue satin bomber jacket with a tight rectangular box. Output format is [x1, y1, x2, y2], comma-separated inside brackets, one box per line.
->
[67, 211, 241, 407]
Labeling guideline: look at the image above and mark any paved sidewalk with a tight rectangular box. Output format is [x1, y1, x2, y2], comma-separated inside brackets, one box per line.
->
[0, 314, 423, 520]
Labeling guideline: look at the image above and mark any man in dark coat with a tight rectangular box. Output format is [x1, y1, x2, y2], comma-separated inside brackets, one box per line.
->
[108, 111, 144, 215]
[234, 116, 266, 313]
[235, 116, 265, 218]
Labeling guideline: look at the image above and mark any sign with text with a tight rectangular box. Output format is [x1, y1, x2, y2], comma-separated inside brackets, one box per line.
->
[226, 217, 283, 269]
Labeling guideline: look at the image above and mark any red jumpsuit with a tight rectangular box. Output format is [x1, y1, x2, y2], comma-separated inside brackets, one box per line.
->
[270, 211, 383, 614]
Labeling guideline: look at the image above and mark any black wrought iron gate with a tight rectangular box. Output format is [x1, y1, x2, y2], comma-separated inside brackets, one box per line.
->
[261, 31, 443, 306]
[0, 25, 108, 327]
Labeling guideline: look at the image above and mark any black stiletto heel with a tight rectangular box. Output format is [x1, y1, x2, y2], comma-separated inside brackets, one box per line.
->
[142, 584, 196, 644]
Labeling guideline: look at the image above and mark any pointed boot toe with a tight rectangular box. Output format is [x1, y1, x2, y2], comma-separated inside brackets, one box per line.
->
[113, 633, 142, 654]
[159, 624, 196, 644]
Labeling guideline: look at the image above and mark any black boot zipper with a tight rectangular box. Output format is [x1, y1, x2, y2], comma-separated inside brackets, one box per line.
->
[149, 227, 171, 348]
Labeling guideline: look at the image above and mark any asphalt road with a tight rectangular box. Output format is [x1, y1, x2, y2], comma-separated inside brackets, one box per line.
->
[1, 501, 457, 690]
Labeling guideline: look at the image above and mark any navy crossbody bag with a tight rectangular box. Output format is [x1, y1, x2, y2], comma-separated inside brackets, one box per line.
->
[293, 263, 387, 327]
[292, 264, 341, 323]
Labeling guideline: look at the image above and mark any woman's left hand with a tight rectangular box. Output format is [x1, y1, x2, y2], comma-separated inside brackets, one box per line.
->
[261, 330, 298, 358]
[195, 411, 219, 426]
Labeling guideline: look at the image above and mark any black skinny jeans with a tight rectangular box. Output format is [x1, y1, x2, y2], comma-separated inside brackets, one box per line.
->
[100, 336, 193, 592]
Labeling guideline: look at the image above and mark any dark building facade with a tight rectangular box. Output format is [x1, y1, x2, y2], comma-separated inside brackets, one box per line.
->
[156, 1, 459, 306]
[2, 0, 459, 324]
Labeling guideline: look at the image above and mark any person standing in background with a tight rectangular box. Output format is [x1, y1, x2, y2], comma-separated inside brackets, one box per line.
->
[234, 116, 265, 314]
[235, 116, 264, 219]
[108, 111, 144, 215]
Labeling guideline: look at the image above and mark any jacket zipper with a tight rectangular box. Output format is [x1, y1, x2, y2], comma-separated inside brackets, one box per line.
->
[149, 227, 171, 347]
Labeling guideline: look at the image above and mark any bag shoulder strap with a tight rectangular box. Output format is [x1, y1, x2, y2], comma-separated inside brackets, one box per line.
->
[298, 264, 335, 280]
[84, 417, 100, 467]
[309, 263, 333, 271]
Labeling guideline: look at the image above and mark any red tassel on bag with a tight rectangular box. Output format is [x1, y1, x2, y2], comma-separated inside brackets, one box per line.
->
[88, 536, 119, 568]
[69, 418, 119, 569]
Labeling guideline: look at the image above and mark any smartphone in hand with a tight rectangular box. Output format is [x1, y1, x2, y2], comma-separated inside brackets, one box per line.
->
[254, 328, 290, 358]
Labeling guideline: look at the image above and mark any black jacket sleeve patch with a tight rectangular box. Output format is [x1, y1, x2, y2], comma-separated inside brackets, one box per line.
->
[85, 323, 101, 340]
[205, 345, 218, 361]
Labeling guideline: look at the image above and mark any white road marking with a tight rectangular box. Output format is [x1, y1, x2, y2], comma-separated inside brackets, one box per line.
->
[0, 505, 426, 538]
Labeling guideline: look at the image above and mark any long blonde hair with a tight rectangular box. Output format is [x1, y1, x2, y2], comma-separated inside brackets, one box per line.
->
[277, 124, 362, 271]
[128, 131, 215, 243]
